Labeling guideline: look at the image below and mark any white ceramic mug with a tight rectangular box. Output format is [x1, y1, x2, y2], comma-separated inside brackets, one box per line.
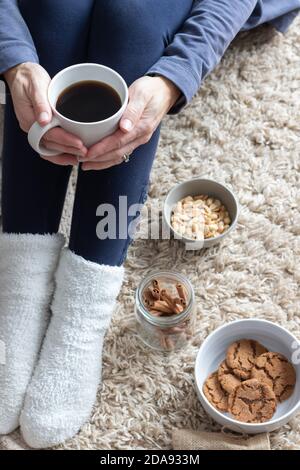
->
[28, 63, 128, 157]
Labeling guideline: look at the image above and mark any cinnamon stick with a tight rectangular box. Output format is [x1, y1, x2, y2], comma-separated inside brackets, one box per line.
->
[172, 297, 184, 314]
[150, 287, 160, 300]
[149, 309, 164, 317]
[152, 300, 173, 314]
[173, 303, 184, 314]
[143, 287, 155, 307]
[176, 283, 187, 301]
[152, 279, 161, 291]
[160, 289, 177, 312]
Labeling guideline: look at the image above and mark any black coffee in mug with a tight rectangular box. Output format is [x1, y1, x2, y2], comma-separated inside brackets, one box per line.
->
[56, 80, 122, 123]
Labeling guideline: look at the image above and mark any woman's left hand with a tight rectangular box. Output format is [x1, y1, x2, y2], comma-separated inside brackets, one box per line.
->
[81, 76, 180, 171]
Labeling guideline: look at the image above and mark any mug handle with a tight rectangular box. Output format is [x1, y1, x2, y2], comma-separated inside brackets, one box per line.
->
[28, 116, 61, 156]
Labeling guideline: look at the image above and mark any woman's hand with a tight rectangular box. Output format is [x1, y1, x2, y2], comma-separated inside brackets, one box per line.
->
[4, 62, 87, 165]
[81, 75, 180, 170]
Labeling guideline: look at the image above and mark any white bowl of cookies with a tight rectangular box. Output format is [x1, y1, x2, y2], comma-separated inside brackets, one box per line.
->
[195, 319, 300, 433]
[163, 178, 238, 248]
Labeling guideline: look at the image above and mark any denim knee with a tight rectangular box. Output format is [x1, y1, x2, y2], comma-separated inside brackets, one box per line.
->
[92, 0, 191, 49]
[94, 0, 162, 41]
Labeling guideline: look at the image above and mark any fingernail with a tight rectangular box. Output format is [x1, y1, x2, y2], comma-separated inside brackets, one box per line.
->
[39, 112, 49, 123]
[122, 119, 133, 131]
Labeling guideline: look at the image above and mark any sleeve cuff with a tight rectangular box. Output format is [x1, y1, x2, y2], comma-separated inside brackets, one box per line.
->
[146, 57, 201, 114]
[270, 10, 299, 33]
[0, 43, 39, 76]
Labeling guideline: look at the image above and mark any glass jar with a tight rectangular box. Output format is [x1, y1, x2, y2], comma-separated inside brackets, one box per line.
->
[135, 271, 195, 352]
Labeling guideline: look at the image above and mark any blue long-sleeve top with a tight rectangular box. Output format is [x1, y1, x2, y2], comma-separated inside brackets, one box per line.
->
[0, 0, 299, 113]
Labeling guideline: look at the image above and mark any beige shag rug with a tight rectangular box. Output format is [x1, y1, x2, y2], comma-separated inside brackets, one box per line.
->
[0, 18, 300, 451]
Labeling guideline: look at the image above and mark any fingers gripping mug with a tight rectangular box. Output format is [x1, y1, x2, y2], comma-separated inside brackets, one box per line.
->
[28, 63, 128, 157]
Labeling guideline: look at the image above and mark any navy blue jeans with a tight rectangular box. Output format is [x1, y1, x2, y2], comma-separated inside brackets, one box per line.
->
[1, 0, 193, 265]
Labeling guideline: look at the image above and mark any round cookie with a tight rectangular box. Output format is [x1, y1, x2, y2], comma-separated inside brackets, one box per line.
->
[228, 379, 276, 423]
[203, 372, 228, 412]
[251, 352, 296, 402]
[218, 360, 242, 394]
[226, 339, 268, 379]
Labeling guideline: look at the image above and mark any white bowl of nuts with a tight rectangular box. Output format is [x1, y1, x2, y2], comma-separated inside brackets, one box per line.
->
[195, 319, 300, 434]
[163, 178, 238, 248]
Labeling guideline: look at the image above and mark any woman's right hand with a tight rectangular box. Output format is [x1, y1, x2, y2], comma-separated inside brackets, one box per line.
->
[3, 62, 87, 165]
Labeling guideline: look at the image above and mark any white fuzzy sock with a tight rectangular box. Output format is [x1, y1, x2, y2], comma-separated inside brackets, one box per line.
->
[0, 233, 65, 434]
[20, 248, 124, 448]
